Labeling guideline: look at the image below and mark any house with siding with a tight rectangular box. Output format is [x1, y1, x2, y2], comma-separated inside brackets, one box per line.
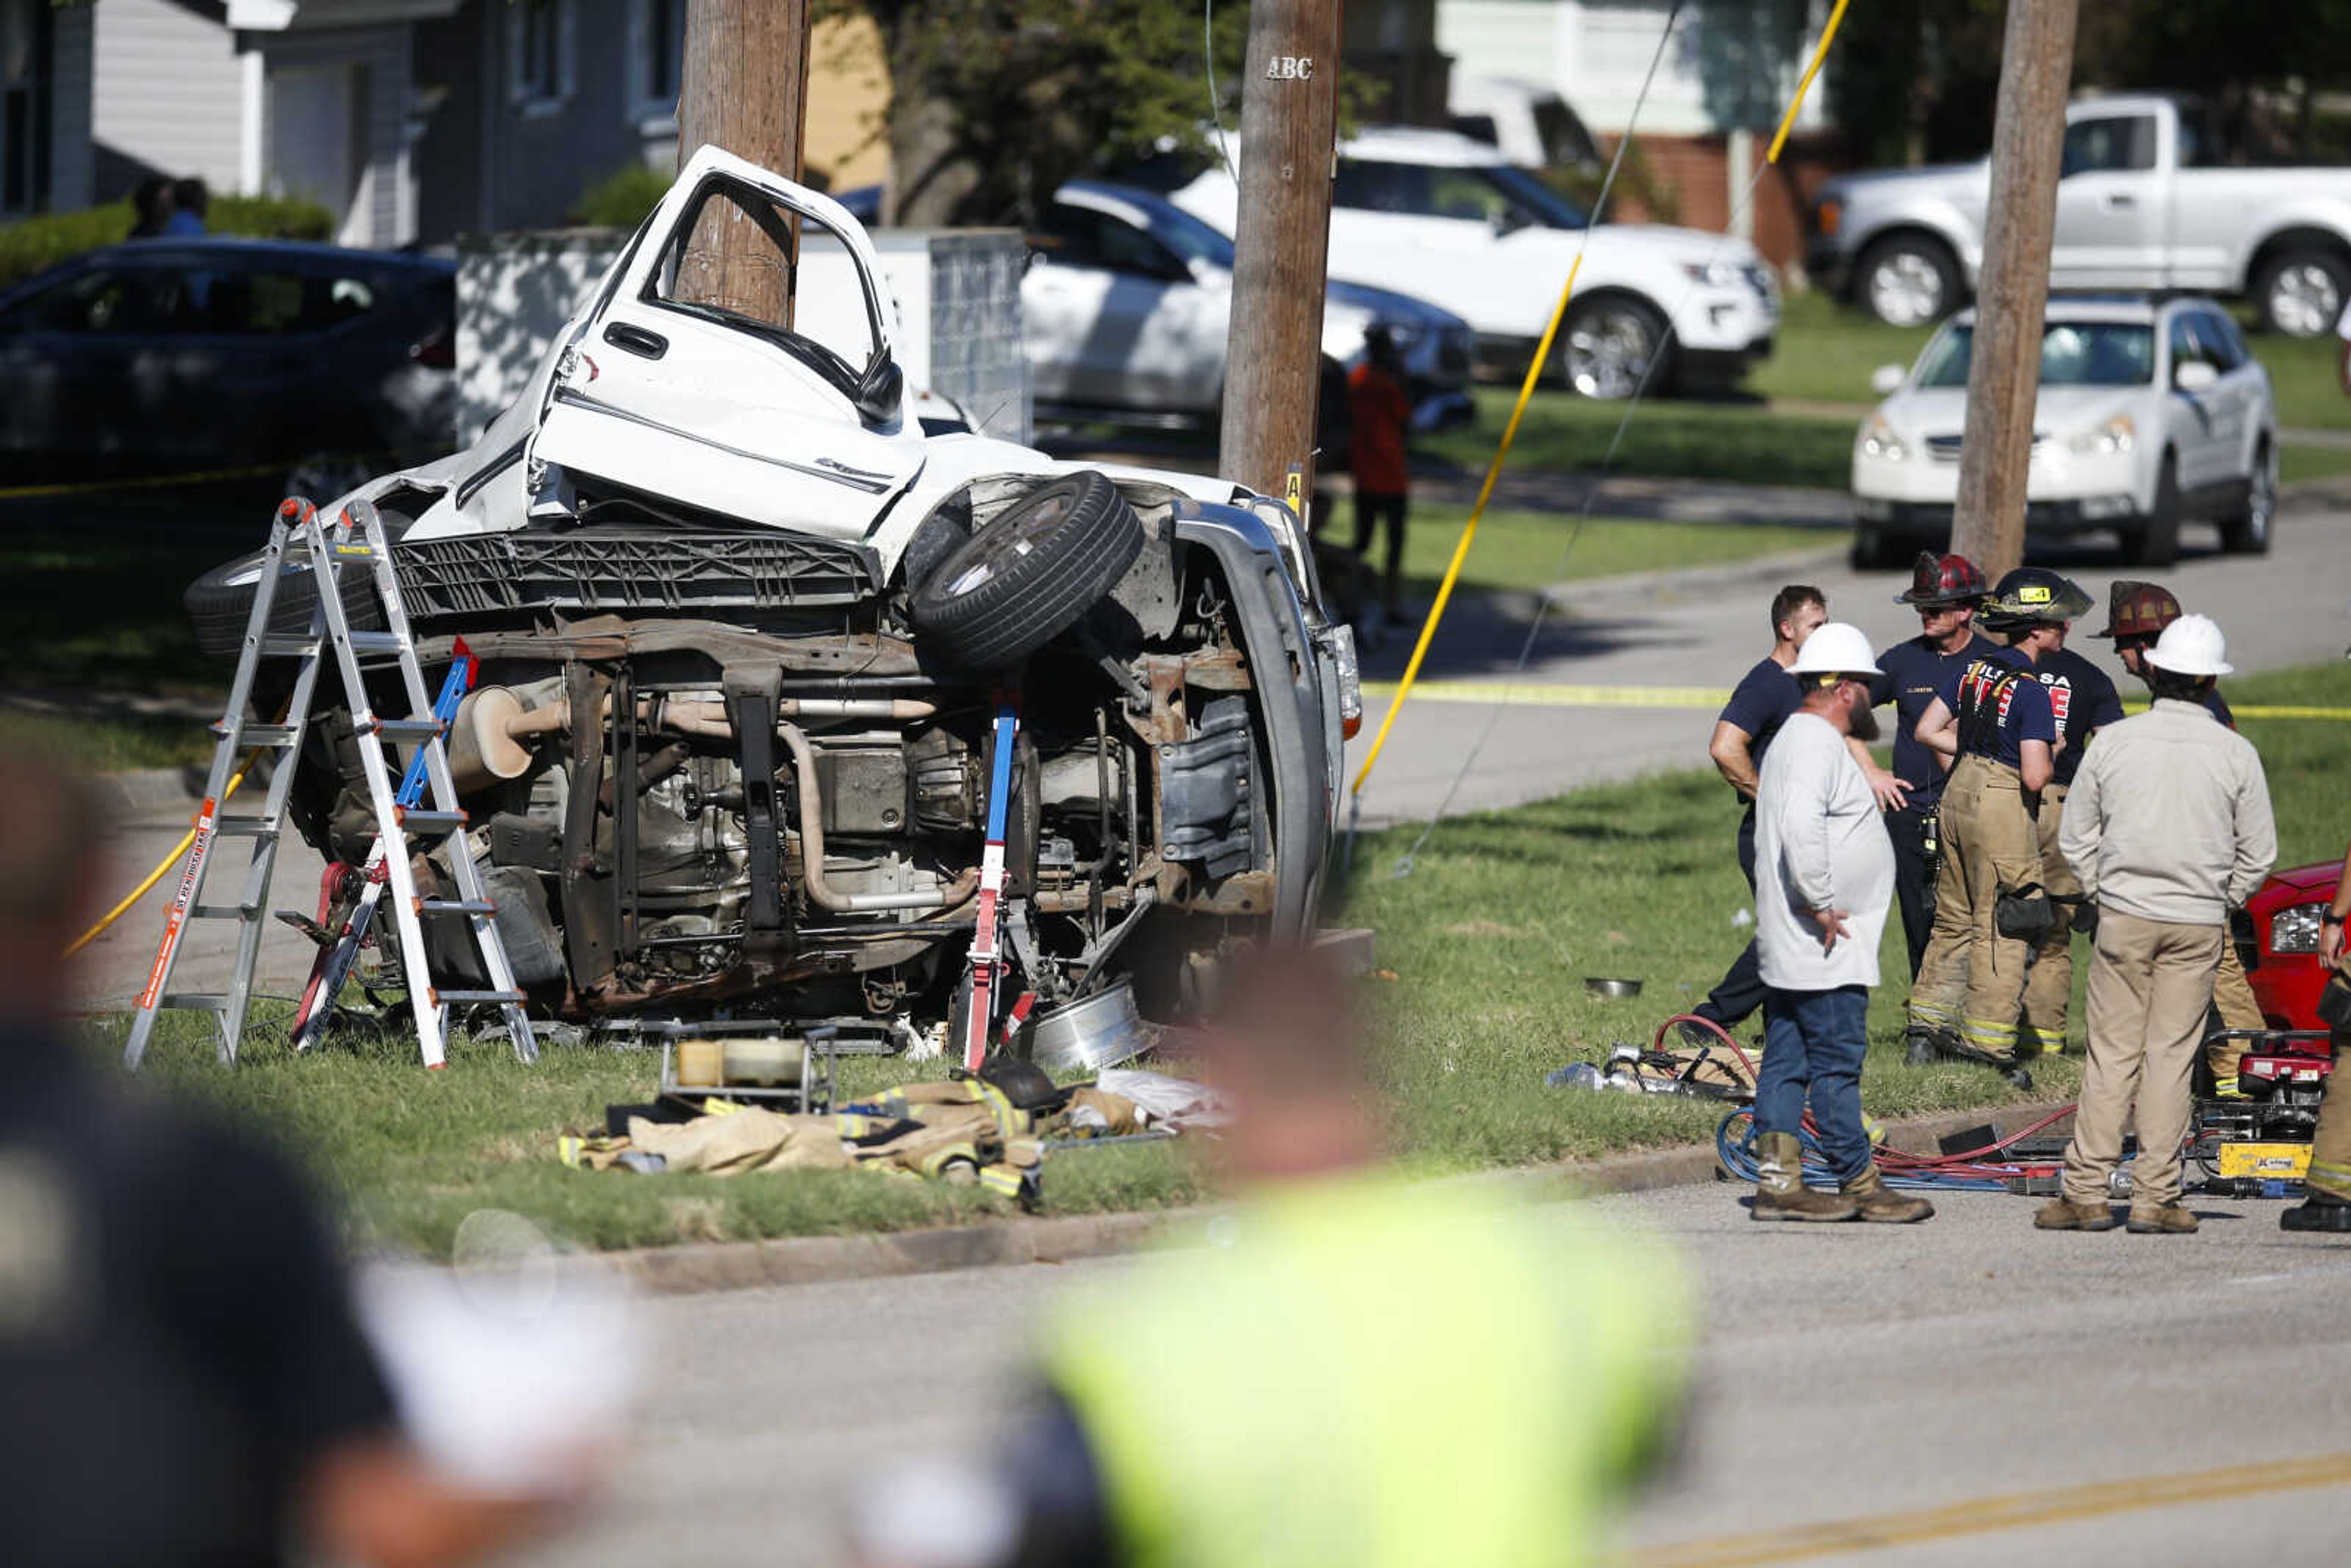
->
[1434, 0, 1840, 268]
[11, 0, 887, 247]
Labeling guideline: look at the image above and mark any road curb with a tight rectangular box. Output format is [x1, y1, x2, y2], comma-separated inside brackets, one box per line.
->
[89, 768, 194, 814]
[587, 1097, 2077, 1298]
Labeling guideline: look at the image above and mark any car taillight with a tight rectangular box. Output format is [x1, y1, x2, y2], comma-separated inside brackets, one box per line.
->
[411, 329, 454, 370]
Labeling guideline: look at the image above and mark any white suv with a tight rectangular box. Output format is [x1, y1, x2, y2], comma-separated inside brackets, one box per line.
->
[1850, 293, 2279, 568]
[1165, 126, 1780, 399]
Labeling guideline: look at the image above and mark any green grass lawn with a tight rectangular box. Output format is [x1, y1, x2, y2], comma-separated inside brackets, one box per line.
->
[1421, 388, 1856, 490]
[1389, 505, 1831, 601]
[96, 661, 2350, 1256]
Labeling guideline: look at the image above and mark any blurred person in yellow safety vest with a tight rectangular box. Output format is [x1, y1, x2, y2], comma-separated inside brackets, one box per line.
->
[2092, 578, 2267, 1094]
[849, 948, 1694, 1568]
[1903, 566, 2092, 1087]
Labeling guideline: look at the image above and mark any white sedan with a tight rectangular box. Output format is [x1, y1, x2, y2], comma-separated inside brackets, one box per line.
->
[1850, 294, 2279, 569]
[1023, 179, 1475, 433]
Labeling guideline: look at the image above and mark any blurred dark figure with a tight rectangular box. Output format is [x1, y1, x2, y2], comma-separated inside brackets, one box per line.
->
[1348, 325, 1412, 621]
[855, 947, 1692, 1568]
[0, 755, 558, 1567]
[166, 175, 210, 237]
[128, 175, 174, 238]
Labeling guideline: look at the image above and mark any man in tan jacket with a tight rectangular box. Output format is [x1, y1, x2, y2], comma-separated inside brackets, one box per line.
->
[2039, 615, 2276, 1235]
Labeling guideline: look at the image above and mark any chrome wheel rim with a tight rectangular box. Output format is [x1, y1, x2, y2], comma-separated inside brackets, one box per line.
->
[1867, 250, 1945, 328]
[2268, 263, 2341, 338]
[1563, 308, 1655, 400]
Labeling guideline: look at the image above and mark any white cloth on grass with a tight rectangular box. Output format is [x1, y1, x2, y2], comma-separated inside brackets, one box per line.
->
[1754, 710, 1895, 992]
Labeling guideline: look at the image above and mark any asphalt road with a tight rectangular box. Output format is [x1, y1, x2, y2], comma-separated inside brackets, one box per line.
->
[1343, 490, 2351, 828]
[500, 1179, 2351, 1567]
[70, 489, 2351, 1011]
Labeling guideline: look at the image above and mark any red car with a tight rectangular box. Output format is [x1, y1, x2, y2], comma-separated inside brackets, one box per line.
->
[2245, 862, 2342, 1030]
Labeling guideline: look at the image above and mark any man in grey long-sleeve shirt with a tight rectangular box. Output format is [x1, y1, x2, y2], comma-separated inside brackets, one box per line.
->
[2041, 615, 2276, 1236]
[1744, 623, 1930, 1224]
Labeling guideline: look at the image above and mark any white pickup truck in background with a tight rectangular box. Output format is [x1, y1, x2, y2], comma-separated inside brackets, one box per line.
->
[1809, 93, 2351, 337]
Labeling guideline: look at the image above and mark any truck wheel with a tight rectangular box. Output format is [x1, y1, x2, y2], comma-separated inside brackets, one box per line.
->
[2121, 452, 2181, 568]
[2220, 443, 2276, 555]
[910, 471, 1142, 671]
[1558, 296, 1671, 400]
[2254, 247, 2351, 338]
[1856, 236, 1959, 328]
[184, 547, 387, 661]
[1850, 524, 1901, 572]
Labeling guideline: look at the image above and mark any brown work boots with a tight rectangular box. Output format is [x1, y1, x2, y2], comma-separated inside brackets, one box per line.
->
[1750, 1133, 1856, 1220]
[2036, 1198, 2198, 1233]
[1842, 1165, 1935, 1223]
[1750, 1134, 1935, 1223]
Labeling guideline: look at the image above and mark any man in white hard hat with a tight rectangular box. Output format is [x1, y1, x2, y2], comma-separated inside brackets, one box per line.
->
[2042, 614, 2276, 1236]
[1747, 622, 1931, 1223]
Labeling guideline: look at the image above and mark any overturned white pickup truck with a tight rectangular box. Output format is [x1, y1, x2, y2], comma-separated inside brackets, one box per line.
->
[187, 147, 1359, 1056]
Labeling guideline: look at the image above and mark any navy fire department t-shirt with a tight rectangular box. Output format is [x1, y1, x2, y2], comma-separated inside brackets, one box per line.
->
[2033, 645, 2124, 787]
[1938, 644, 2058, 770]
[1869, 629, 1992, 807]
[1717, 656, 1799, 792]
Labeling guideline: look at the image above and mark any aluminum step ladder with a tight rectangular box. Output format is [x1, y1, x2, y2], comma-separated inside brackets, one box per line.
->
[124, 497, 538, 1070]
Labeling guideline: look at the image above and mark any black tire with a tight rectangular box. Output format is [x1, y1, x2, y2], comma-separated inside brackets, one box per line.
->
[2221, 441, 2277, 555]
[898, 500, 971, 590]
[1856, 234, 1961, 329]
[2121, 452, 2181, 568]
[910, 471, 1143, 671]
[184, 547, 386, 661]
[2253, 246, 2351, 339]
[1557, 294, 1673, 400]
[1850, 523, 1902, 571]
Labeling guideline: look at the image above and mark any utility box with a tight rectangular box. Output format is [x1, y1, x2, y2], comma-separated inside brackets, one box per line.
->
[455, 227, 1032, 449]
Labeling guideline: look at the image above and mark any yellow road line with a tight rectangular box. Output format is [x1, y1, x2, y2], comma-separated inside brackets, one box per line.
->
[1627, 1451, 2351, 1568]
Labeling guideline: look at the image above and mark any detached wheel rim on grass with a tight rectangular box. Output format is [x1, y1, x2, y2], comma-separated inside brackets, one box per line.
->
[2267, 261, 2343, 339]
[1866, 250, 1946, 328]
[1562, 306, 1658, 400]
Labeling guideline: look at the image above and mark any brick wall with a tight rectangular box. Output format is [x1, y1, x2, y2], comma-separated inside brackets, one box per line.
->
[1596, 130, 1845, 277]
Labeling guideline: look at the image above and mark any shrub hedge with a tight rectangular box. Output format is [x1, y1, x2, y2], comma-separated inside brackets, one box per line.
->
[0, 193, 337, 292]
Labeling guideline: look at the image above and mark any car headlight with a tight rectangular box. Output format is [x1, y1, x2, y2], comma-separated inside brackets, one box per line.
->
[1857, 416, 1908, 463]
[2270, 902, 2327, 955]
[1681, 260, 1740, 287]
[2066, 415, 2135, 457]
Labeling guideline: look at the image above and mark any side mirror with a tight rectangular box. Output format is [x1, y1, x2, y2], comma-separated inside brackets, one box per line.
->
[1491, 207, 1533, 239]
[2173, 359, 2219, 393]
[1870, 364, 1906, 396]
[854, 356, 905, 425]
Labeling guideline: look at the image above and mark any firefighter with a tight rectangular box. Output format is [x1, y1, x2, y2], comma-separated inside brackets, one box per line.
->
[2282, 835, 2351, 1233]
[2093, 580, 2267, 1092]
[2016, 590, 2124, 1056]
[1866, 552, 1993, 980]
[1903, 567, 2090, 1085]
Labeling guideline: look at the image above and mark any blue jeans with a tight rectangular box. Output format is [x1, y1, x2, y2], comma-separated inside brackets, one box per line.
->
[1756, 985, 1873, 1183]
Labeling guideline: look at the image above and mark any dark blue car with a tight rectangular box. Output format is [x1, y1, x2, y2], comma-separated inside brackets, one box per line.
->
[0, 238, 454, 490]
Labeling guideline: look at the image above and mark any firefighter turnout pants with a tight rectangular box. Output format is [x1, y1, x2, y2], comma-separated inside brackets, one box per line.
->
[2019, 782, 2075, 1056]
[1910, 756, 2041, 1062]
[2203, 934, 2267, 1093]
[2060, 910, 2223, 1212]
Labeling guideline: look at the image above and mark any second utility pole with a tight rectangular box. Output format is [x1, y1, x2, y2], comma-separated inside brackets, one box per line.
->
[1950, 0, 2077, 577]
[1218, 0, 1343, 506]
[676, 0, 812, 326]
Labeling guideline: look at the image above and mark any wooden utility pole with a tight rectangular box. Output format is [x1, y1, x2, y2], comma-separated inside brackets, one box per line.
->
[675, 0, 812, 325]
[1217, 0, 1343, 503]
[1951, 0, 2077, 578]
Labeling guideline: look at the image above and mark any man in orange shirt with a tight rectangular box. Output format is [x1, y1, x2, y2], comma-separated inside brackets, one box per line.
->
[1348, 326, 1412, 622]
